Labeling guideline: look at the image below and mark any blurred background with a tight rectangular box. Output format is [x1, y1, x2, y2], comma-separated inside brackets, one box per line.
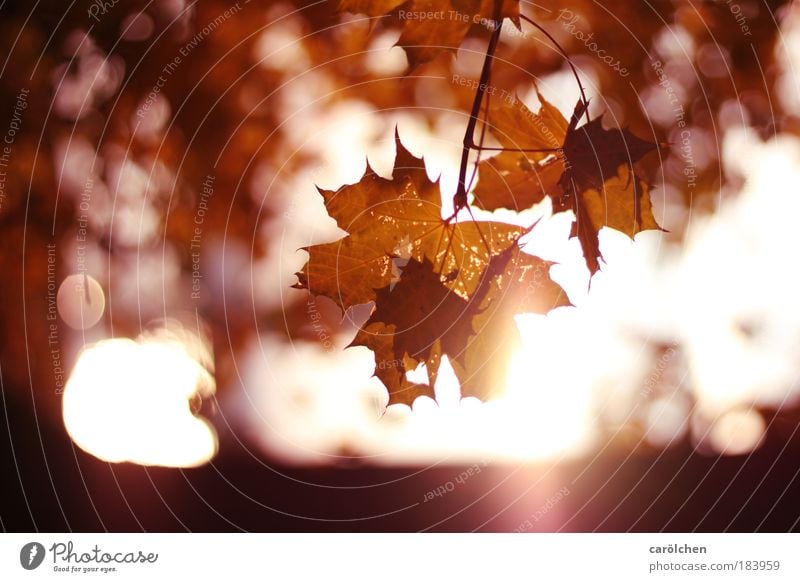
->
[2, 0, 800, 531]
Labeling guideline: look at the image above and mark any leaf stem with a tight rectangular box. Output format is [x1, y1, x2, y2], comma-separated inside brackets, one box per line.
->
[452, 0, 504, 217]
[466, 76, 493, 194]
[470, 145, 561, 153]
[518, 13, 590, 124]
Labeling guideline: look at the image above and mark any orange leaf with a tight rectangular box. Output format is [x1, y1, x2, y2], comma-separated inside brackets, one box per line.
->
[339, 0, 406, 17]
[474, 153, 561, 211]
[340, 0, 520, 69]
[296, 132, 568, 405]
[476, 90, 663, 275]
[295, 131, 534, 311]
[561, 164, 663, 275]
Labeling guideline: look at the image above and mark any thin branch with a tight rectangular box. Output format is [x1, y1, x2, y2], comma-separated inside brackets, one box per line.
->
[519, 13, 590, 125]
[470, 145, 562, 153]
[466, 76, 493, 194]
[452, 0, 504, 218]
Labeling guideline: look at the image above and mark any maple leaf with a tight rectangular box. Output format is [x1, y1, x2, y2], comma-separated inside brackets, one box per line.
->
[350, 257, 472, 405]
[559, 100, 658, 194]
[473, 152, 561, 211]
[559, 164, 661, 274]
[295, 131, 534, 311]
[473, 90, 568, 211]
[351, 247, 567, 405]
[339, 0, 520, 69]
[295, 132, 568, 405]
[450, 241, 566, 400]
[479, 90, 568, 155]
[338, 0, 406, 17]
[474, 92, 662, 275]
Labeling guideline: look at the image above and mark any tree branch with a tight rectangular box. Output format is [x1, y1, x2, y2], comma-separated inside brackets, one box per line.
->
[452, 0, 504, 217]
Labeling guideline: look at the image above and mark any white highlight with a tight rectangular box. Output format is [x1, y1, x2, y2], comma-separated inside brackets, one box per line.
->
[63, 330, 217, 467]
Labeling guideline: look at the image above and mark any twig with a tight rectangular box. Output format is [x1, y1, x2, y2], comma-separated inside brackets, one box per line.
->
[451, 0, 504, 218]
[519, 13, 590, 124]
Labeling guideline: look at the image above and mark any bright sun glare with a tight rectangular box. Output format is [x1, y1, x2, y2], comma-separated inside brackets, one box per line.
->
[405, 315, 596, 461]
[63, 332, 217, 468]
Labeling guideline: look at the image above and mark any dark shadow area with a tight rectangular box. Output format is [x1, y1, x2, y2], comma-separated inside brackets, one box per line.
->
[3, 390, 799, 532]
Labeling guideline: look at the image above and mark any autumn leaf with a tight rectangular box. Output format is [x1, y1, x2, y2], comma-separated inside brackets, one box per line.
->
[473, 153, 561, 211]
[474, 92, 662, 275]
[295, 130, 536, 311]
[350, 257, 472, 406]
[338, 0, 406, 17]
[559, 165, 661, 274]
[450, 242, 566, 400]
[559, 100, 658, 194]
[295, 133, 568, 405]
[339, 0, 520, 69]
[479, 90, 568, 155]
[473, 90, 567, 211]
[351, 246, 567, 404]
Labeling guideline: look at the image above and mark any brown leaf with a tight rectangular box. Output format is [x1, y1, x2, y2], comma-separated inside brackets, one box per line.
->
[452, 243, 568, 399]
[338, 0, 406, 17]
[351, 257, 471, 405]
[473, 91, 568, 211]
[475, 91, 662, 275]
[294, 131, 533, 312]
[483, 91, 567, 154]
[560, 100, 658, 194]
[560, 165, 663, 275]
[351, 247, 568, 405]
[297, 133, 568, 405]
[473, 153, 561, 211]
[341, 0, 520, 69]
[474, 92, 569, 210]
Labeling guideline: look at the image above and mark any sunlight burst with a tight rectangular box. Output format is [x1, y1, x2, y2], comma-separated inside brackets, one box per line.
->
[63, 332, 217, 468]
